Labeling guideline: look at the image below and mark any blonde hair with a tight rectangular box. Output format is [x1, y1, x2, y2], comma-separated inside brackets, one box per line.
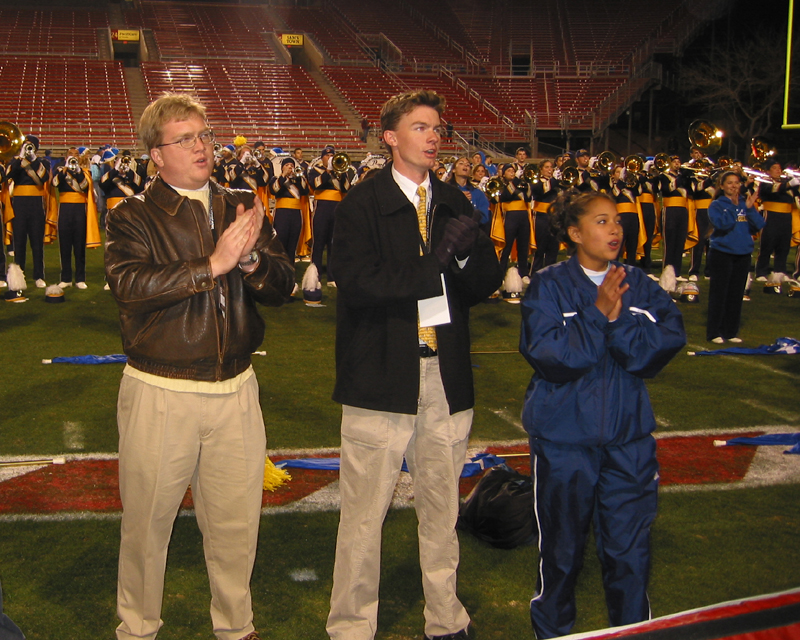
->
[139, 92, 207, 153]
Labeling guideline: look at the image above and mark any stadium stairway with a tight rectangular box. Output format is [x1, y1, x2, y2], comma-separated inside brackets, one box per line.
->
[304, 68, 362, 145]
[124, 67, 149, 136]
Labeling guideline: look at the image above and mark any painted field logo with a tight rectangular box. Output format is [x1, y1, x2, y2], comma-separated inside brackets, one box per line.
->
[1, 428, 798, 521]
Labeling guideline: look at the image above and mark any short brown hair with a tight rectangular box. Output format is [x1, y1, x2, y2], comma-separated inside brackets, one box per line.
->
[380, 89, 446, 134]
[139, 93, 207, 153]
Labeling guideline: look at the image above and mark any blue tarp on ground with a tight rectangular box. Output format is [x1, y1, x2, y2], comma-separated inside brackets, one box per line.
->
[723, 433, 800, 455]
[276, 452, 512, 477]
[48, 354, 128, 365]
[692, 337, 800, 356]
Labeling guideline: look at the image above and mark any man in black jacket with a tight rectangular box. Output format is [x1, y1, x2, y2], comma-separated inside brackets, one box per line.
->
[326, 90, 502, 640]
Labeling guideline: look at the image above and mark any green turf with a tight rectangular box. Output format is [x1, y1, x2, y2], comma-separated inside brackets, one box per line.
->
[1, 239, 799, 639]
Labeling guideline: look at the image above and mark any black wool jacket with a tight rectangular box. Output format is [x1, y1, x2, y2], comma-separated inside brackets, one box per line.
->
[331, 164, 503, 415]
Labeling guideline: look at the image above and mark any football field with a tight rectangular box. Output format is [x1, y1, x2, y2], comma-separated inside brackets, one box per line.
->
[1, 241, 798, 639]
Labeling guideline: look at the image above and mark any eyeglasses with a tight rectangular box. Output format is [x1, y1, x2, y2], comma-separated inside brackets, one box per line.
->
[157, 130, 215, 150]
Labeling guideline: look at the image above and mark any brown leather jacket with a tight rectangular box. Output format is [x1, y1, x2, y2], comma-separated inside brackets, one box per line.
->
[105, 176, 294, 382]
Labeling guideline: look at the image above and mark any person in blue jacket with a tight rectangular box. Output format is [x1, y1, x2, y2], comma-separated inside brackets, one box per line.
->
[519, 189, 686, 639]
[706, 171, 763, 343]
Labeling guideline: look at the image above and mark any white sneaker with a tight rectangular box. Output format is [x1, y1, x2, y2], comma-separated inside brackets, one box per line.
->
[756, 276, 767, 282]
[327, 281, 337, 288]
[647, 273, 659, 281]
[522, 276, 531, 285]
[103, 283, 111, 291]
[675, 276, 687, 282]
[711, 337, 725, 344]
[58, 281, 72, 288]
[75, 282, 88, 289]
[0, 280, 6, 288]
[688, 274, 698, 282]
[728, 337, 742, 343]
[35, 279, 47, 288]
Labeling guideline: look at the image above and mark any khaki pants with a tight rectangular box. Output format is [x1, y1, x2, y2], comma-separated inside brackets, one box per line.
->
[327, 357, 472, 640]
[115, 373, 266, 640]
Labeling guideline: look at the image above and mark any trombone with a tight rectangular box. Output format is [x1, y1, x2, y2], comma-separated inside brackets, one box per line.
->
[592, 150, 617, 175]
[483, 177, 505, 200]
[623, 155, 643, 189]
[559, 159, 579, 188]
[521, 163, 540, 185]
[332, 152, 351, 178]
[688, 120, 723, 156]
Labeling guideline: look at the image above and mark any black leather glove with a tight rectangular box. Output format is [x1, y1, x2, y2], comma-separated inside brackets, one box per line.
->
[433, 214, 480, 268]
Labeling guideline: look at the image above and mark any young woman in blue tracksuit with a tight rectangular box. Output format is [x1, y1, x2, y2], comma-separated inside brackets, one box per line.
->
[519, 189, 686, 638]
[706, 171, 764, 343]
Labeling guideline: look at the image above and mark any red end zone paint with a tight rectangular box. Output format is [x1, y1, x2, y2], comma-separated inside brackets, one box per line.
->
[0, 433, 764, 515]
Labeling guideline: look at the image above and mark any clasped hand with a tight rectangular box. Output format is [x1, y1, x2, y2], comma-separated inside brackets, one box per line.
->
[433, 214, 480, 268]
[595, 265, 629, 321]
[209, 199, 265, 278]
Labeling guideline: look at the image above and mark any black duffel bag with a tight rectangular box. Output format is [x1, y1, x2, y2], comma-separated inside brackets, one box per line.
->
[457, 463, 536, 549]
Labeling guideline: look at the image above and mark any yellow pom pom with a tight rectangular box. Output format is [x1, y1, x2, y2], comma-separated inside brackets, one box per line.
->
[263, 455, 291, 491]
[233, 135, 248, 148]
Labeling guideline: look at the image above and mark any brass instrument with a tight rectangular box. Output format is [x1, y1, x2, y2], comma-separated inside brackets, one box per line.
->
[680, 157, 715, 178]
[0, 121, 25, 161]
[484, 177, 505, 200]
[439, 155, 456, 171]
[119, 156, 132, 171]
[521, 163, 540, 185]
[66, 156, 80, 172]
[717, 155, 733, 170]
[559, 159, 579, 188]
[594, 150, 617, 174]
[749, 136, 775, 169]
[623, 155, 643, 188]
[741, 166, 772, 185]
[22, 142, 36, 160]
[253, 148, 264, 161]
[294, 163, 305, 178]
[653, 152, 671, 174]
[332, 152, 350, 176]
[688, 120, 723, 156]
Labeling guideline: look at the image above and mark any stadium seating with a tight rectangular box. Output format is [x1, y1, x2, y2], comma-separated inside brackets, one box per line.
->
[273, 6, 371, 63]
[0, 57, 135, 147]
[141, 61, 363, 149]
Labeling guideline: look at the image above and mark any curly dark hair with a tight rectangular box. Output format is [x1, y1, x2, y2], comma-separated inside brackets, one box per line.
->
[548, 189, 617, 250]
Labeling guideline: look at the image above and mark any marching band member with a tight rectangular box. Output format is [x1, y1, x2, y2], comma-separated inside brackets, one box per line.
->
[308, 145, 354, 287]
[7, 134, 50, 287]
[611, 165, 642, 266]
[50, 149, 100, 288]
[574, 149, 594, 193]
[227, 145, 267, 193]
[688, 147, 715, 281]
[656, 155, 695, 278]
[269, 157, 309, 263]
[101, 151, 144, 213]
[0, 160, 8, 286]
[292, 147, 309, 173]
[530, 159, 561, 272]
[494, 162, 533, 281]
[514, 146, 530, 176]
[637, 159, 658, 274]
[212, 144, 236, 186]
[754, 158, 800, 281]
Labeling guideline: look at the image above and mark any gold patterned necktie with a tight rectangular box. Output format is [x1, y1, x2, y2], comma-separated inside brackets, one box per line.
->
[416, 185, 437, 351]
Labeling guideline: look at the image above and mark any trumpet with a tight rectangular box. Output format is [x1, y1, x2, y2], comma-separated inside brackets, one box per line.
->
[253, 148, 265, 161]
[66, 156, 80, 172]
[332, 152, 350, 176]
[22, 141, 36, 160]
[0, 121, 25, 161]
[119, 156, 132, 171]
[484, 177, 505, 200]
[294, 163, 305, 178]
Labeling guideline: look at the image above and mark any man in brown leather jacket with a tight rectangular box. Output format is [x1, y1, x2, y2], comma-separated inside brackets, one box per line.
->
[105, 93, 294, 640]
